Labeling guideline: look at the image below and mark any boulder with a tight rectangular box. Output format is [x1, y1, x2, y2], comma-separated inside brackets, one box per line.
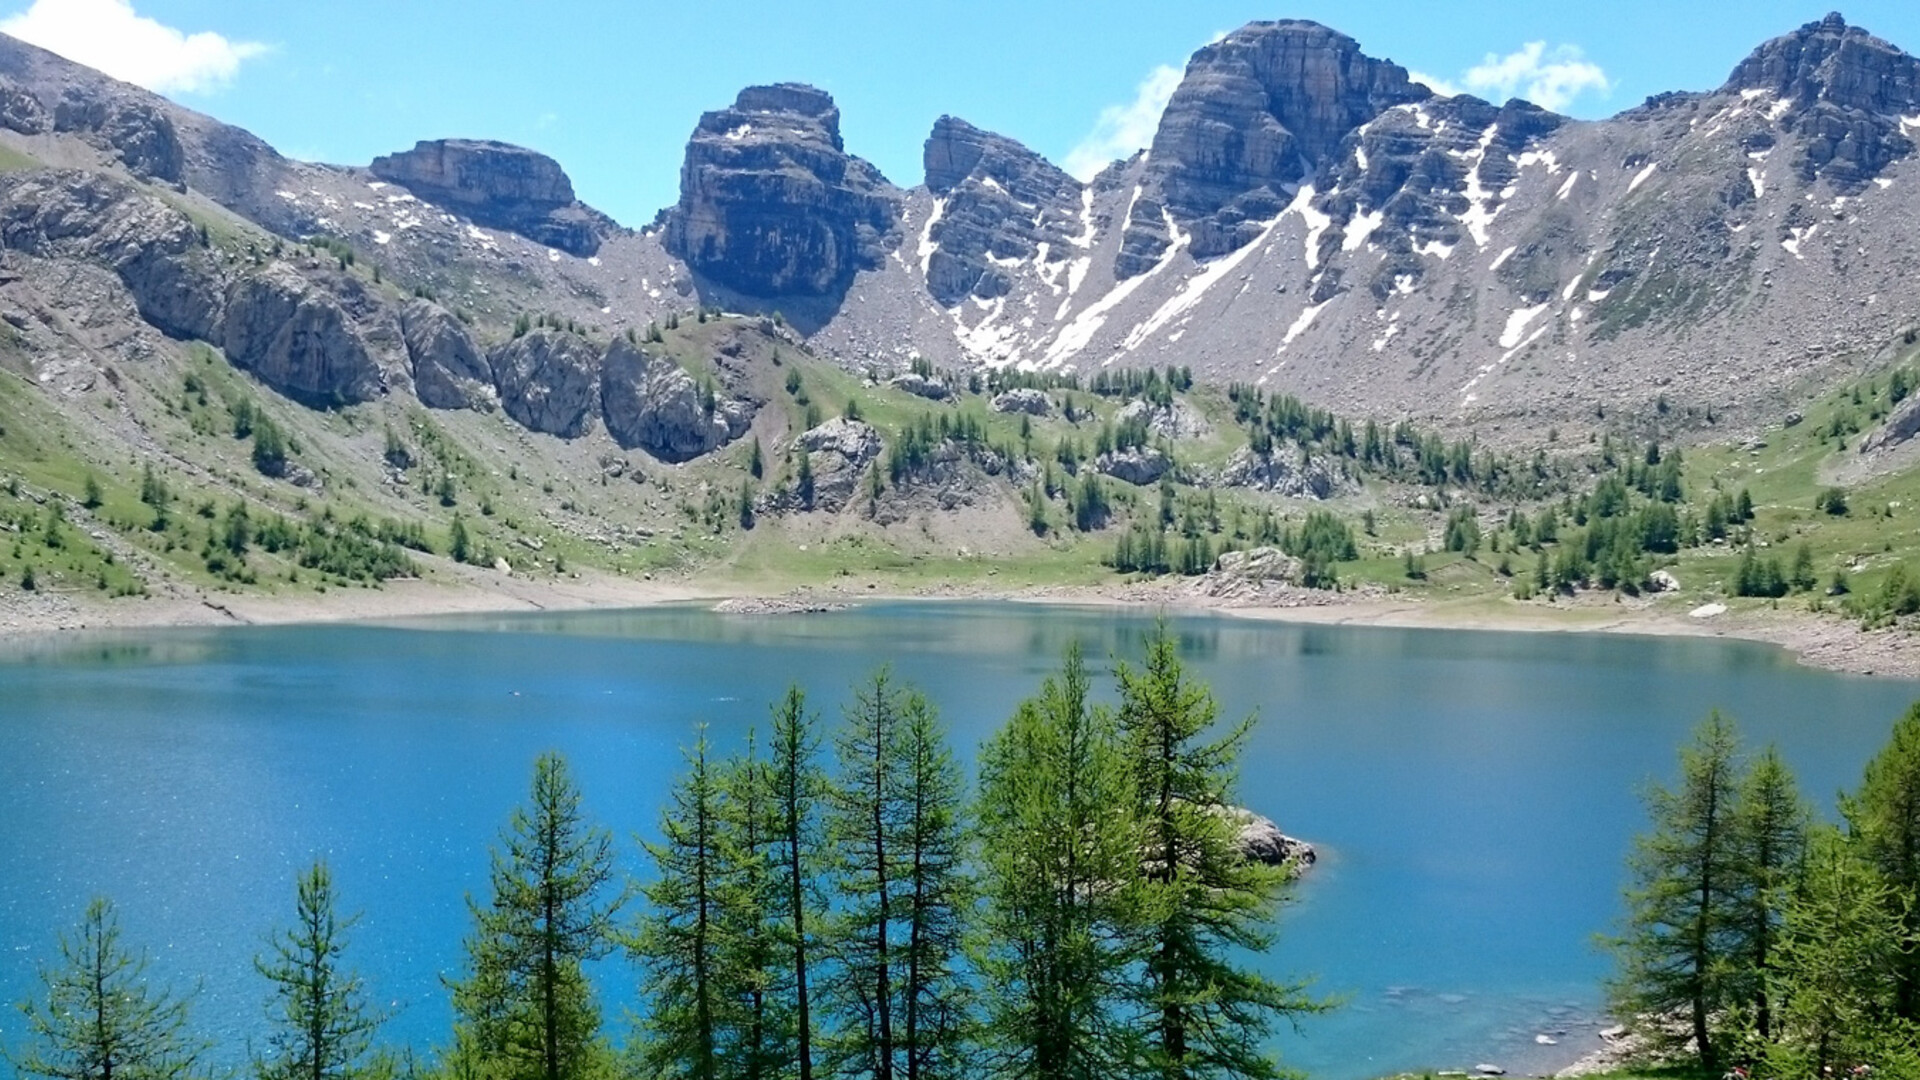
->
[888, 371, 950, 400]
[1212, 547, 1305, 585]
[1223, 806, 1317, 868]
[1117, 399, 1211, 440]
[221, 263, 383, 405]
[1097, 446, 1173, 486]
[370, 139, 610, 256]
[489, 328, 601, 437]
[795, 417, 883, 510]
[1219, 446, 1345, 499]
[665, 84, 903, 297]
[990, 387, 1052, 415]
[601, 336, 752, 462]
[400, 299, 491, 410]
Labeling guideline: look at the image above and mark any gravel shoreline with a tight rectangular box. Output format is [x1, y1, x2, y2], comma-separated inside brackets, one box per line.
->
[2, 569, 1917, 679]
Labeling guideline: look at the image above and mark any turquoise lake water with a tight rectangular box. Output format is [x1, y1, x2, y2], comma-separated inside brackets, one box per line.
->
[1, 603, 1916, 1079]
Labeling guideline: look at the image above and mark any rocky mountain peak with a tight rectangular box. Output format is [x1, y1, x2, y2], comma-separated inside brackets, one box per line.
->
[666, 83, 902, 300]
[1724, 13, 1920, 114]
[369, 139, 610, 257]
[919, 116, 1085, 306]
[1116, 19, 1433, 277]
[1719, 14, 1920, 187]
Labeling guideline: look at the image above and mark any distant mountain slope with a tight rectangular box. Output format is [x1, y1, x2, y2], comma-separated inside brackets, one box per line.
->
[0, 13, 1915, 452]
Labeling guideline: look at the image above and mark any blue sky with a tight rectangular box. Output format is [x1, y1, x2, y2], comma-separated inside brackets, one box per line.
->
[5, 0, 1920, 226]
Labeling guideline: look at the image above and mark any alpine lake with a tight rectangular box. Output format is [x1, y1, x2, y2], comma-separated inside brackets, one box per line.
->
[2, 602, 1915, 1079]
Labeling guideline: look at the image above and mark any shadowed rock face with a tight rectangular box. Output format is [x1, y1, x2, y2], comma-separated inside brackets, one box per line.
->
[921, 116, 1085, 306]
[371, 139, 609, 256]
[1722, 13, 1920, 186]
[222, 264, 384, 406]
[400, 300, 491, 411]
[665, 83, 903, 299]
[1117, 20, 1431, 277]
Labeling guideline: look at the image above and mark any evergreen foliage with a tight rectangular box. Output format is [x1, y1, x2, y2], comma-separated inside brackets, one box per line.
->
[12, 898, 206, 1080]
[255, 862, 387, 1080]
[449, 754, 623, 1080]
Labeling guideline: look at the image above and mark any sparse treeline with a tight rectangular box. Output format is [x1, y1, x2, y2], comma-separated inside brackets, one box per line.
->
[7, 629, 1320, 1080]
[1608, 705, 1920, 1075]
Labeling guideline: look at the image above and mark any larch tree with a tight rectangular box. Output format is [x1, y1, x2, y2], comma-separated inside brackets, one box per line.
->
[1607, 711, 1746, 1072]
[1763, 828, 1907, 1076]
[716, 732, 797, 1080]
[634, 730, 726, 1080]
[11, 898, 206, 1080]
[1843, 701, 1920, 1022]
[975, 642, 1145, 1080]
[768, 686, 826, 1080]
[449, 753, 622, 1080]
[255, 861, 387, 1080]
[1730, 746, 1809, 1043]
[823, 669, 907, 1080]
[893, 687, 970, 1080]
[1116, 625, 1324, 1080]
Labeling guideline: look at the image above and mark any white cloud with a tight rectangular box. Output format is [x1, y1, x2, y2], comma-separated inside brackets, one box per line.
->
[1063, 63, 1183, 182]
[1407, 70, 1462, 98]
[1461, 42, 1610, 112]
[0, 0, 266, 95]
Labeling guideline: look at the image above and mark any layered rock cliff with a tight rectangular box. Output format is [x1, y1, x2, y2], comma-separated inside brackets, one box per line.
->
[665, 84, 903, 298]
[370, 139, 614, 257]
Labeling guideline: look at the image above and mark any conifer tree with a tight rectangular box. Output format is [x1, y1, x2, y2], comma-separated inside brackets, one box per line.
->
[1607, 712, 1746, 1071]
[1730, 747, 1808, 1041]
[894, 689, 970, 1080]
[12, 898, 206, 1080]
[1116, 626, 1323, 1080]
[975, 643, 1144, 1080]
[716, 734, 795, 1080]
[768, 687, 826, 1080]
[824, 671, 907, 1080]
[1763, 829, 1908, 1076]
[255, 862, 386, 1080]
[634, 732, 726, 1080]
[823, 671, 971, 1080]
[1843, 702, 1920, 1021]
[449, 753, 621, 1080]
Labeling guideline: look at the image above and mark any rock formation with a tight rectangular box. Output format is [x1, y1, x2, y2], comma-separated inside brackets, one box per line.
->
[601, 337, 752, 462]
[1117, 20, 1431, 276]
[0, 170, 223, 342]
[1722, 13, 1920, 186]
[665, 84, 903, 298]
[400, 299, 491, 410]
[221, 263, 384, 405]
[370, 139, 611, 256]
[489, 327, 601, 437]
[921, 116, 1085, 305]
[795, 417, 883, 510]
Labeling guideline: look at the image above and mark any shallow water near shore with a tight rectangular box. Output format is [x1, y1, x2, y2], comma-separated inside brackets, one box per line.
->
[1, 602, 1915, 1079]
